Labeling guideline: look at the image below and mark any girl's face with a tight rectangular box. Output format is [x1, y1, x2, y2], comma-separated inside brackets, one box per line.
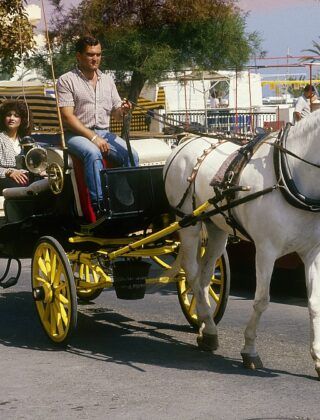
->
[4, 110, 21, 132]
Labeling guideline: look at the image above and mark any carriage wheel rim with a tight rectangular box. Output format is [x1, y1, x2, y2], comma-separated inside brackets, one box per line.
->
[32, 239, 75, 343]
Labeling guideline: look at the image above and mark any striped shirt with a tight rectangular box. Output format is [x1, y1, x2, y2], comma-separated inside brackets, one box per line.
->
[57, 68, 122, 129]
[0, 132, 21, 178]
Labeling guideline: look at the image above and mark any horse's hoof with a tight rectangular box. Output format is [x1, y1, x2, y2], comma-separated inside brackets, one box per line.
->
[197, 333, 219, 351]
[315, 367, 320, 380]
[241, 352, 263, 370]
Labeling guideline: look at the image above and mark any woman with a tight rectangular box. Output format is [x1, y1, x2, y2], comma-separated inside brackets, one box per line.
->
[0, 100, 33, 194]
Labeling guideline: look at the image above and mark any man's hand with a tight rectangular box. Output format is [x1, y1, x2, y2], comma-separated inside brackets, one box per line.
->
[121, 98, 132, 115]
[92, 135, 110, 154]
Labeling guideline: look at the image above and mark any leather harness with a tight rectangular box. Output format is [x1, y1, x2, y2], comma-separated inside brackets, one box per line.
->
[169, 125, 320, 240]
[273, 123, 320, 212]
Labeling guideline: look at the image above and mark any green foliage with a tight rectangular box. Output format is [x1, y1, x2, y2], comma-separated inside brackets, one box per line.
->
[302, 37, 320, 62]
[26, 43, 76, 82]
[0, 0, 35, 78]
[44, 0, 259, 89]
[39, 0, 261, 135]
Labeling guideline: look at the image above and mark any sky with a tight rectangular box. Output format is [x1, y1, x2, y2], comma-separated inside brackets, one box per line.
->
[240, 0, 320, 58]
[31, 0, 320, 59]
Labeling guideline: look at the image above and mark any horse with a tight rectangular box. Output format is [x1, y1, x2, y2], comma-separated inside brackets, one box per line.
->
[163, 109, 320, 378]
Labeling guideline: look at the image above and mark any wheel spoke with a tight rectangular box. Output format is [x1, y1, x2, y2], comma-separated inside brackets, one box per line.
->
[59, 302, 69, 327]
[37, 256, 48, 277]
[56, 292, 69, 305]
[35, 275, 47, 285]
[92, 269, 99, 283]
[50, 305, 57, 337]
[44, 302, 50, 321]
[45, 249, 51, 276]
[209, 287, 219, 303]
[50, 254, 57, 283]
[54, 301, 64, 336]
[211, 278, 222, 285]
[53, 265, 63, 287]
[79, 263, 84, 279]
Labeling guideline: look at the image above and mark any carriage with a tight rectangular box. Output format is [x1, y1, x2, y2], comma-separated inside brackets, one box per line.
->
[0, 97, 230, 344]
[2, 90, 320, 379]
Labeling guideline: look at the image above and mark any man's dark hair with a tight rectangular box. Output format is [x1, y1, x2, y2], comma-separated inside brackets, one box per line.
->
[304, 84, 316, 93]
[0, 100, 33, 137]
[75, 36, 100, 53]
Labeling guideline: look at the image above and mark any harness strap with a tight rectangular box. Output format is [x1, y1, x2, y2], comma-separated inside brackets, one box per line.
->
[176, 139, 227, 210]
[208, 131, 270, 240]
[178, 185, 278, 228]
[273, 123, 320, 212]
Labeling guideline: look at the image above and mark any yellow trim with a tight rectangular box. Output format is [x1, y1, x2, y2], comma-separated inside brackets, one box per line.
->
[262, 80, 320, 86]
[104, 201, 211, 260]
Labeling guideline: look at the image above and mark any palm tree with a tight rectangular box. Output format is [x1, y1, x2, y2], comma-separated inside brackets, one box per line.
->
[302, 37, 320, 62]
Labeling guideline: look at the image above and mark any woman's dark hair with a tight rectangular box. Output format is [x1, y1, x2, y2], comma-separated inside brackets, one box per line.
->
[75, 36, 100, 53]
[0, 100, 33, 137]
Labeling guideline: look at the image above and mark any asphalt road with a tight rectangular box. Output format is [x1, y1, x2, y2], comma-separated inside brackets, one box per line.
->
[0, 259, 319, 420]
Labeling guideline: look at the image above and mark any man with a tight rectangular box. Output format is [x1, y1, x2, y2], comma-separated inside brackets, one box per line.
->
[293, 84, 317, 122]
[209, 91, 220, 108]
[57, 35, 139, 215]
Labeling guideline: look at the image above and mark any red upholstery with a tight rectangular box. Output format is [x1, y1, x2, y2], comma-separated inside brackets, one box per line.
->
[71, 155, 115, 223]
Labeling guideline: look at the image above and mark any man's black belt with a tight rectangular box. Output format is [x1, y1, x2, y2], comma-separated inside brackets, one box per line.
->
[89, 126, 109, 130]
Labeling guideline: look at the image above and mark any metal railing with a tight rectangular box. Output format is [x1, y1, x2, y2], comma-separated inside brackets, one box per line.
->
[165, 109, 279, 134]
[110, 108, 280, 135]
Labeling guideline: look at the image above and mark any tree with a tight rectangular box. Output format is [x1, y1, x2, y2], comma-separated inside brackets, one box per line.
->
[33, 0, 261, 134]
[38, 0, 261, 93]
[0, 0, 35, 78]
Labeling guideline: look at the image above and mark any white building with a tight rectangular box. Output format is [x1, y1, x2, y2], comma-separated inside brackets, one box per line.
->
[151, 70, 263, 112]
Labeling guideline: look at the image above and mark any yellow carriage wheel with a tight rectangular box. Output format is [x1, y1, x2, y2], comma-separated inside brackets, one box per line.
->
[32, 236, 77, 344]
[72, 261, 104, 302]
[152, 246, 230, 329]
[177, 251, 230, 330]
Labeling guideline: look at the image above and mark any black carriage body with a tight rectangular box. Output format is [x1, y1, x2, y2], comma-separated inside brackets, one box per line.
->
[90, 165, 171, 236]
[0, 173, 76, 259]
[0, 162, 171, 257]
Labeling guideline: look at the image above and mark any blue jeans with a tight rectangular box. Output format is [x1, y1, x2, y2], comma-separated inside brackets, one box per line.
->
[66, 129, 139, 204]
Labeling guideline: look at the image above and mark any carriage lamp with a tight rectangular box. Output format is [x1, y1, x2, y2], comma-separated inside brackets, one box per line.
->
[25, 146, 48, 174]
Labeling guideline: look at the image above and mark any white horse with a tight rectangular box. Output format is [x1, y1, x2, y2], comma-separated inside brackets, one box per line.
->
[164, 109, 320, 378]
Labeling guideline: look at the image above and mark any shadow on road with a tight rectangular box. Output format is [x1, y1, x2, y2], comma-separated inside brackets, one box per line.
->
[0, 289, 315, 382]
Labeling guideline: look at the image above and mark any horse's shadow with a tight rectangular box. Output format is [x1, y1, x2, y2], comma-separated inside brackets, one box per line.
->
[0, 290, 316, 381]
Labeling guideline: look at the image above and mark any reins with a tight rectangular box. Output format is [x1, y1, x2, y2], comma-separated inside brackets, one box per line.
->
[266, 140, 320, 169]
[259, 122, 320, 170]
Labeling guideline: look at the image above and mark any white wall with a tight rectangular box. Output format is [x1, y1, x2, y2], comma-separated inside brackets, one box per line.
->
[226, 71, 263, 108]
[158, 71, 263, 111]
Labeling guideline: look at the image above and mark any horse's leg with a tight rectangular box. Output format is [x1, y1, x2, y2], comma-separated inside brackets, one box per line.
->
[178, 222, 218, 350]
[303, 254, 320, 379]
[196, 222, 228, 351]
[241, 247, 276, 369]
